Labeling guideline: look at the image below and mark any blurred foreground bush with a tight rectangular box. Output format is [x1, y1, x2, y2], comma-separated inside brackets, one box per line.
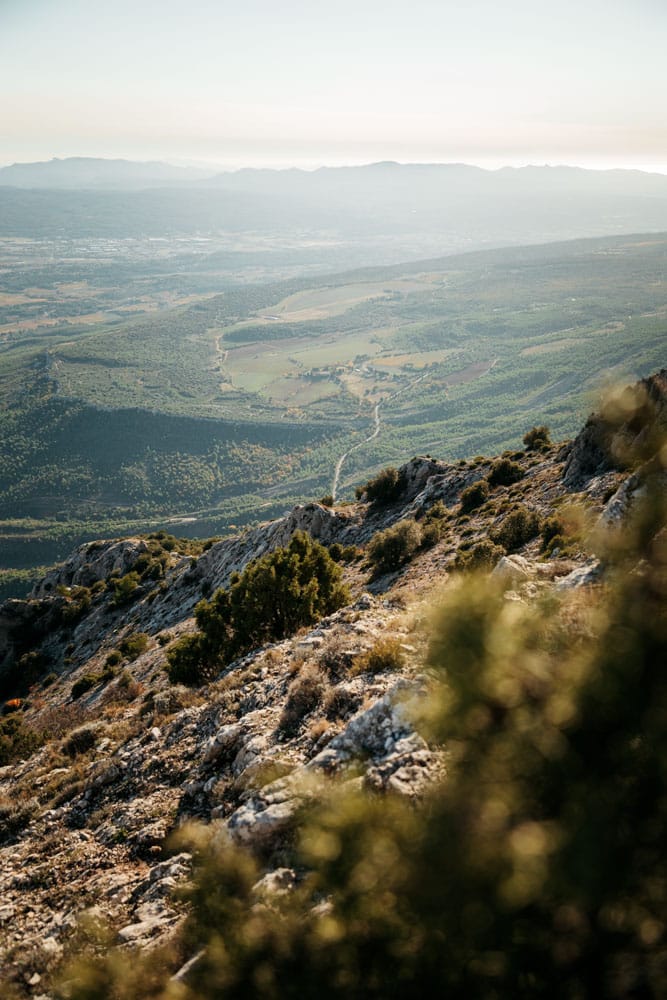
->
[60, 455, 667, 998]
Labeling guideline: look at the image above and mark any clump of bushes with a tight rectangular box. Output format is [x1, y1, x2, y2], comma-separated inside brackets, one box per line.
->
[454, 538, 506, 573]
[71, 673, 100, 700]
[352, 637, 405, 675]
[523, 424, 551, 450]
[324, 685, 360, 720]
[279, 664, 328, 735]
[367, 519, 422, 575]
[62, 724, 99, 757]
[112, 572, 140, 607]
[459, 479, 489, 513]
[167, 532, 349, 687]
[118, 632, 149, 660]
[488, 458, 524, 487]
[328, 543, 360, 564]
[492, 506, 541, 551]
[0, 714, 42, 766]
[356, 466, 405, 504]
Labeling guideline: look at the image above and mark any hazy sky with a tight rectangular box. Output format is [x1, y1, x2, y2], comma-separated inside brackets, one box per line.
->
[1, 0, 666, 171]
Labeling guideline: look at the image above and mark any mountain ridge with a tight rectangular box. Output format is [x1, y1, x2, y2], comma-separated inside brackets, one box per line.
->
[0, 369, 665, 992]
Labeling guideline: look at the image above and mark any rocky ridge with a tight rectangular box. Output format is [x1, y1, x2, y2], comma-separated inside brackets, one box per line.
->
[0, 371, 665, 995]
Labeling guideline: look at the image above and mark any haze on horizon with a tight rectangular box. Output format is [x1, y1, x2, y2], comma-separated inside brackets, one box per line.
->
[1, 0, 666, 173]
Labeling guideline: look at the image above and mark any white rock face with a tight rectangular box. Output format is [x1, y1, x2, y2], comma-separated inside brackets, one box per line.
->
[555, 560, 602, 590]
[491, 554, 533, 584]
[31, 538, 150, 598]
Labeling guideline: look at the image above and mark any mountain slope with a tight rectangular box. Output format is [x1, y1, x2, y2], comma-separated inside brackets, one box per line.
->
[0, 370, 664, 994]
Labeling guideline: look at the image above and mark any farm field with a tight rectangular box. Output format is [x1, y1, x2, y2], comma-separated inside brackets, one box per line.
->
[1, 230, 666, 591]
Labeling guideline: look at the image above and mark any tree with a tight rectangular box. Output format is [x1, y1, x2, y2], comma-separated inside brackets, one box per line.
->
[166, 532, 349, 685]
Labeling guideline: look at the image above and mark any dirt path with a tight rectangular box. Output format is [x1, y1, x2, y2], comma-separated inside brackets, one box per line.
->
[331, 372, 430, 501]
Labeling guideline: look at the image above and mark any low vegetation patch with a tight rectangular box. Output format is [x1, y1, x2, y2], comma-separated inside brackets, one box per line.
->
[356, 466, 405, 505]
[279, 664, 328, 736]
[352, 636, 406, 675]
[488, 458, 524, 487]
[367, 519, 422, 575]
[459, 480, 489, 513]
[492, 506, 541, 551]
[167, 532, 349, 686]
[523, 424, 551, 450]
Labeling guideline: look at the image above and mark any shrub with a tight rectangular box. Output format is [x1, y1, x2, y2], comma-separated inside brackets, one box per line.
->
[423, 500, 448, 523]
[367, 519, 422, 574]
[324, 685, 360, 720]
[454, 538, 506, 572]
[328, 543, 359, 564]
[71, 673, 99, 700]
[352, 637, 405, 675]
[541, 515, 564, 551]
[523, 424, 551, 450]
[279, 665, 328, 735]
[420, 522, 442, 549]
[105, 650, 122, 668]
[459, 479, 489, 513]
[357, 466, 405, 504]
[0, 795, 39, 845]
[319, 494, 334, 507]
[166, 532, 349, 686]
[118, 632, 149, 660]
[488, 458, 524, 487]
[112, 572, 140, 607]
[492, 506, 541, 551]
[0, 715, 42, 766]
[62, 724, 98, 757]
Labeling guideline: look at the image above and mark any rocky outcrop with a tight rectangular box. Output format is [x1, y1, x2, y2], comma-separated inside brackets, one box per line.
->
[563, 368, 667, 489]
[31, 537, 151, 598]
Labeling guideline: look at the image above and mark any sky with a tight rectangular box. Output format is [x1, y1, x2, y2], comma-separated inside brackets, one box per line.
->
[1, 0, 666, 171]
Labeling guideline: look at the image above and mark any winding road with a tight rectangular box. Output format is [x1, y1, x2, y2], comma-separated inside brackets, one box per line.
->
[331, 371, 430, 501]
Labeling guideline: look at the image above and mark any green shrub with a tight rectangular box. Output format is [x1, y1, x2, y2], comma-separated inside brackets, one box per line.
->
[459, 479, 489, 513]
[420, 522, 442, 549]
[488, 458, 524, 487]
[71, 673, 99, 700]
[454, 538, 506, 572]
[523, 424, 551, 450]
[319, 494, 334, 507]
[0, 715, 42, 766]
[112, 572, 141, 606]
[166, 635, 212, 687]
[492, 506, 541, 551]
[541, 515, 564, 551]
[118, 632, 149, 660]
[423, 500, 448, 522]
[367, 519, 422, 574]
[105, 650, 122, 667]
[356, 466, 405, 504]
[166, 532, 349, 686]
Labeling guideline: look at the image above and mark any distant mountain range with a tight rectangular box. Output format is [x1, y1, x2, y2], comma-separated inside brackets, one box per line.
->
[0, 156, 216, 189]
[3, 157, 667, 247]
[3, 156, 667, 197]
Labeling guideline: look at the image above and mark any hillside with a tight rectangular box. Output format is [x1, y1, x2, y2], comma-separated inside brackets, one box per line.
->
[1, 232, 666, 591]
[0, 371, 665, 996]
